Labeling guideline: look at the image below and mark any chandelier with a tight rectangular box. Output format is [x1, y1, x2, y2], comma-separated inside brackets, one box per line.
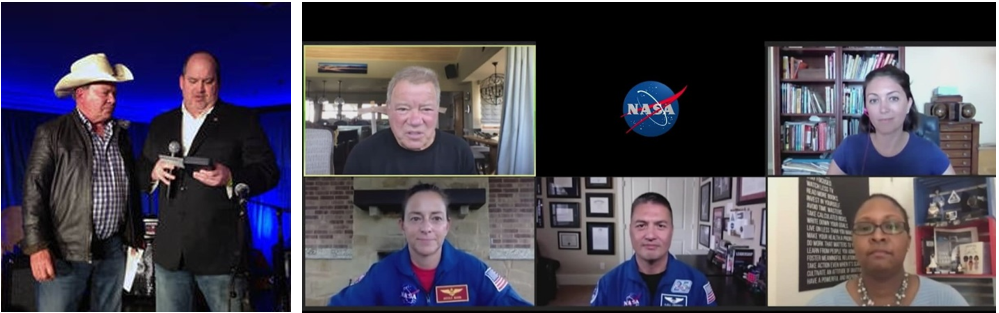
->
[319, 80, 329, 105]
[333, 80, 345, 107]
[480, 61, 504, 106]
[333, 80, 345, 119]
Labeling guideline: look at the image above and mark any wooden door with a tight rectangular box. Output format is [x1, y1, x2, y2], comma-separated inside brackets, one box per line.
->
[618, 177, 701, 263]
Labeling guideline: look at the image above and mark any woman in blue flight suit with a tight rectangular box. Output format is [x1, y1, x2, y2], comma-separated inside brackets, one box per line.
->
[327, 239, 533, 306]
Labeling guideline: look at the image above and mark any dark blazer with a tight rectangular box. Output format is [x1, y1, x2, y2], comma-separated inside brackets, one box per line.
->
[139, 101, 279, 275]
[22, 111, 144, 262]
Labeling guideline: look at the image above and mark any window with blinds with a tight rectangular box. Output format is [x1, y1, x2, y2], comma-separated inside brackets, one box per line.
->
[317, 102, 383, 121]
[481, 103, 503, 125]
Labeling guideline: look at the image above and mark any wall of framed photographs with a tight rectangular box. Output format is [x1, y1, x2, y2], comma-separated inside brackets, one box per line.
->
[535, 177, 621, 285]
[535, 177, 708, 285]
[698, 177, 768, 266]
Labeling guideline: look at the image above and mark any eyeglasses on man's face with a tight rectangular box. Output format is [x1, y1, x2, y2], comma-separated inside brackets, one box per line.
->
[852, 221, 908, 235]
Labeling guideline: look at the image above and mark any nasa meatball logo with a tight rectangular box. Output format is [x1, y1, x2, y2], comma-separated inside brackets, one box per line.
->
[621, 81, 687, 137]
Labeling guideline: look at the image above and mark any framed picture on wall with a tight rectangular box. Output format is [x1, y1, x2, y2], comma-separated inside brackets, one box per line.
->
[536, 198, 544, 228]
[712, 177, 732, 202]
[761, 207, 767, 247]
[585, 193, 614, 218]
[546, 177, 581, 198]
[549, 202, 580, 228]
[558, 231, 581, 250]
[712, 206, 724, 245]
[586, 222, 615, 255]
[585, 177, 613, 189]
[737, 177, 767, 205]
[698, 224, 711, 249]
[699, 183, 711, 222]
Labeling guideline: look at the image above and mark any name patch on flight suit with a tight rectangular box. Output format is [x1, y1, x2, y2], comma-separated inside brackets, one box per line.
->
[435, 284, 470, 303]
[660, 294, 688, 306]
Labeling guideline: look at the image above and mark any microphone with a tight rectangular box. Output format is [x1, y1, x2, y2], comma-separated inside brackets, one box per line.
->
[235, 183, 250, 206]
[169, 141, 181, 156]
[167, 141, 181, 199]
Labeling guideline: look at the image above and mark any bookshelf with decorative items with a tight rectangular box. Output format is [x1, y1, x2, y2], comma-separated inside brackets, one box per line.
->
[771, 46, 905, 175]
[912, 177, 995, 306]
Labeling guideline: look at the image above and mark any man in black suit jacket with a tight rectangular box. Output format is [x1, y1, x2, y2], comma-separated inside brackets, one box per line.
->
[140, 51, 279, 312]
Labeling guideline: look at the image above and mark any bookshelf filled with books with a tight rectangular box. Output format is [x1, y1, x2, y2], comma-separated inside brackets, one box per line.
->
[771, 46, 906, 175]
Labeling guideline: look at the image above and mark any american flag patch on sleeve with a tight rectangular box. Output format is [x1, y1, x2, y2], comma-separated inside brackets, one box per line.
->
[484, 267, 508, 291]
[703, 282, 715, 304]
[349, 274, 364, 286]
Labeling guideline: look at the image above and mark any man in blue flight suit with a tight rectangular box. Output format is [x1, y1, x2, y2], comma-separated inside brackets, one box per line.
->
[327, 182, 533, 306]
[591, 192, 718, 307]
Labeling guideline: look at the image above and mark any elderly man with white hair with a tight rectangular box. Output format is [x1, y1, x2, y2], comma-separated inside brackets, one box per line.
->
[22, 53, 146, 312]
[343, 66, 478, 175]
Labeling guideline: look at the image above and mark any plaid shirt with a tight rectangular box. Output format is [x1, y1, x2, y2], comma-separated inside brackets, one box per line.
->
[76, 110, 128, 240]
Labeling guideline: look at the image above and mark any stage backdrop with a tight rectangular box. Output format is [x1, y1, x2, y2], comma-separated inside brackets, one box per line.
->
[1, 106, 291, 267]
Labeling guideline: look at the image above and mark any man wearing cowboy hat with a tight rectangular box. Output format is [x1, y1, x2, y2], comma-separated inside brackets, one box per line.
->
[140, 51, 279, 312]
[22, 53, 146, 311]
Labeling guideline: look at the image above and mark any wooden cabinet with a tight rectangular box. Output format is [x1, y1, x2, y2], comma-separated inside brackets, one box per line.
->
[939, 121, 982, 174]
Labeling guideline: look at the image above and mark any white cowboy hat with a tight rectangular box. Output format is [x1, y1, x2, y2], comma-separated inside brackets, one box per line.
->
[53, 53, 134, 98]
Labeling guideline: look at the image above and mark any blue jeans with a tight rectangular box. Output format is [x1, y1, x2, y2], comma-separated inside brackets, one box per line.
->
[36, 236, 125, 312]
[154, 263, 248, 312]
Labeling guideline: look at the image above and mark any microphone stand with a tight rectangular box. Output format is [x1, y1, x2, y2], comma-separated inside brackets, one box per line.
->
[247, 200, 289, 312]
[229, 194, 250, 312]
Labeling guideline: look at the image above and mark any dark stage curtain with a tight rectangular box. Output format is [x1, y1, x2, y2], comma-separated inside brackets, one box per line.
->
[1, 106, 291, 267]
[2, 109, 62, 209]
[248, 108, 292, 267]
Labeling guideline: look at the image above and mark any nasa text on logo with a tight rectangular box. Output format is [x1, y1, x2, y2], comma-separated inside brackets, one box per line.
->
[621, 81, 687, 137]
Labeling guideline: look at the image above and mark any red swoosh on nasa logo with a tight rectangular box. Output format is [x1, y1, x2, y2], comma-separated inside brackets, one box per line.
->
[621, 85, 687, 134]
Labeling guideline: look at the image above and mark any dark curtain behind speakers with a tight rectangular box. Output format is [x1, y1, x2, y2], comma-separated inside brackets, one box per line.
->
[247, 108, 292, 266]
[1, 107, 291, 266]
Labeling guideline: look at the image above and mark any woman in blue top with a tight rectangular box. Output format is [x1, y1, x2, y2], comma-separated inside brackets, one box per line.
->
[827, 65, 955, 175]
[807, 194, 968, 306]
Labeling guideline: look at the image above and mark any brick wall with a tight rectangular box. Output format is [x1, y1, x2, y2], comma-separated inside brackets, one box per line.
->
[304, 177, 353, 251]
[488, 177, 534, 249]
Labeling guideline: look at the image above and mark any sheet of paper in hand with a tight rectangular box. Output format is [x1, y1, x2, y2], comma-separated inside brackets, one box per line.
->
[123, 247, 145, 292]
